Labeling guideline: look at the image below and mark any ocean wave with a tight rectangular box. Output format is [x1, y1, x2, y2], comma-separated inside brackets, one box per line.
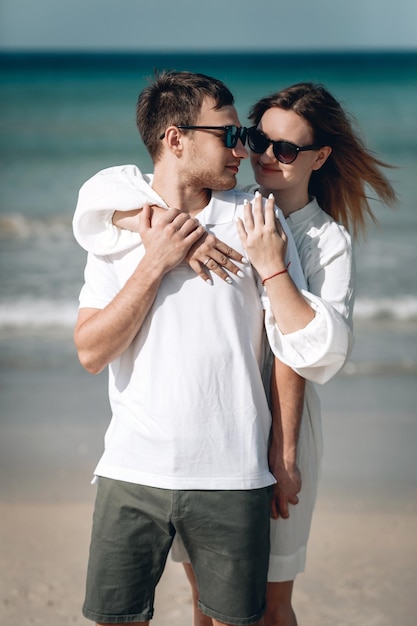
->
[353, 297, 417, 322]
[0, 213, 72, 238]
[341, 359, 417, 377]
[0, 299, 79, 328]
[0, 296, 416, 330]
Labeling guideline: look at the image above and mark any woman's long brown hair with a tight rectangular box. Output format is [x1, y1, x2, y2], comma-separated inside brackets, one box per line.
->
[249, 83, 397, 239]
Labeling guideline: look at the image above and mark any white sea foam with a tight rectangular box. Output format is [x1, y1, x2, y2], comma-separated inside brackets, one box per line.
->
[0, 214, 72, 238]
[353, 296, 417, 322]
[0, 299, 79, 328]
[0, 295, 416, 330]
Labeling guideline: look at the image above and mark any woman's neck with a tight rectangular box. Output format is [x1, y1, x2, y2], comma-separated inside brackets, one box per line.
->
[259, 186, 310, 218]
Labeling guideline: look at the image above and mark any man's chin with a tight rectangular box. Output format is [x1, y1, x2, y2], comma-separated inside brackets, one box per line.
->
[200, 173, 237, 192]
[217, 176, 238, 191]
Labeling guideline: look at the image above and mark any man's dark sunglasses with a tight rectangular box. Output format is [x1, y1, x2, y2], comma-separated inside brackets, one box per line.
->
[247, 127, 321, 164]
[159, 125, 248, 149]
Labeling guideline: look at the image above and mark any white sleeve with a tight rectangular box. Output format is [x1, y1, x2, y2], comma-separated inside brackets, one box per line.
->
[72, 165, 167, 255]
[264, 292, 353, 384]
[78, 252, 122, 310]
[275, 206, 307, 290]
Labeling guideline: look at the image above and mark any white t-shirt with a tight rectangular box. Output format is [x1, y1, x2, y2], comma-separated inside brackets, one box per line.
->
[79, 187, 306, 490]
[74, 166, 352, 386]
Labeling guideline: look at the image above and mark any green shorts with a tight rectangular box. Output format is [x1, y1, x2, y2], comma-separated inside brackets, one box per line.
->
[83, 478, 272, 625]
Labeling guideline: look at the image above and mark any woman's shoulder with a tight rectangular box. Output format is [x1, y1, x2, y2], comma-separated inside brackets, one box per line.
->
[287, 199, 352, 275]
[290, 198, 351, 244]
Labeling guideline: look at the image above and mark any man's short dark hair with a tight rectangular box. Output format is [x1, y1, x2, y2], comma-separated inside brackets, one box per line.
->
[136, 70, 235, 161]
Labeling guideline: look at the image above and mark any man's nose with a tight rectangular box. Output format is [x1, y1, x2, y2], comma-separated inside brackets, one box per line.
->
[233, 140, 248, 159]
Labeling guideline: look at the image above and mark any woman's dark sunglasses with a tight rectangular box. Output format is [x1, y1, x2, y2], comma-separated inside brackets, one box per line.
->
[160, 125, 248, 149]
[247, 127, 321, 164]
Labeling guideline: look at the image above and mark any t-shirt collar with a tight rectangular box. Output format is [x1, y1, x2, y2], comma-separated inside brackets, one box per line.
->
[198, 189, 237, 227]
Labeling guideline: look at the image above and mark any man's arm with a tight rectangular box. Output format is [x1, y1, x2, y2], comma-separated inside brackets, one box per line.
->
[74, 205, 205, 374]
[269, 358, 304, 519]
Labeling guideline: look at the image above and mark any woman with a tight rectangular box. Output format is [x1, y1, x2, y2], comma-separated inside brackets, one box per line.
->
[237, 82, 395, 625]
[72, 82, 396, 626]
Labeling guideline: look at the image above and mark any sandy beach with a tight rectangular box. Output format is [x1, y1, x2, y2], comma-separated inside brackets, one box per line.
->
[1, 328, 416, 626]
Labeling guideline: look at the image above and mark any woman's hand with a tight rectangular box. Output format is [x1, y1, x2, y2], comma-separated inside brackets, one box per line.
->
[236, 191, 287, 278]
[186, 232, 247, 284]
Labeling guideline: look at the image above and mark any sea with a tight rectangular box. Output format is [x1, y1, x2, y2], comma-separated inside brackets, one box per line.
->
[1, 56, 416, 626]
[0, 51, 416, 378]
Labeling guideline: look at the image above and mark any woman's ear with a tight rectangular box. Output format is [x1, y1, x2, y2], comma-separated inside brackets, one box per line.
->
[312, 146, 332, 171]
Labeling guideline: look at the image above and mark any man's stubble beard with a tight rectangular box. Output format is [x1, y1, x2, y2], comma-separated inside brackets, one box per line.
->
[185, 146, 237, 193]
[186, 165, 237, 193]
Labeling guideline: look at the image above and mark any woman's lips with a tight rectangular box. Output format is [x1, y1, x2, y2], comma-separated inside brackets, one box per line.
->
[257, 161, 281, 174]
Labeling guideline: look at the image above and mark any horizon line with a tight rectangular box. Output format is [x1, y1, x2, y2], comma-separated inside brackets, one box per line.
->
[1, 47, 417, 55]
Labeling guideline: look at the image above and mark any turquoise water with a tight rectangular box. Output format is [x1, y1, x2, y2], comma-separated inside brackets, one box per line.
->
[0, 52, 416, 349]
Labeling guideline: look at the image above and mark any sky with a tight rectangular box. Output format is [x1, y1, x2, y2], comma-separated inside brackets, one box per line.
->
[0, 0, 416, 52]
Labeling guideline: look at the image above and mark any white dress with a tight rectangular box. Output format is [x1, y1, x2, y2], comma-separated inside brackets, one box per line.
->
[172, 196, 355, 581]
[73, 167, 354, 581]
[246, 189, 354, 581]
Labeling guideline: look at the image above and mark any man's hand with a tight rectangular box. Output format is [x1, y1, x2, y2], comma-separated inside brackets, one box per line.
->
[139, 204, 205, 275]
[270, 461, 302, 519]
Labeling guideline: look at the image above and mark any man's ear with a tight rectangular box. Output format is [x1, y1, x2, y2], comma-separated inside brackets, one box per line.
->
[164, 126, 184, 155]
[312, 146, 332, 171]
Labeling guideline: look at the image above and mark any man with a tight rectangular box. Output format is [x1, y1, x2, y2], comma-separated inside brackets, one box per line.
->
[74, 71, 310, 626]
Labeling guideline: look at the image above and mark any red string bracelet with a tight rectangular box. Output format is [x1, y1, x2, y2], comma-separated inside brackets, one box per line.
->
[261, 262, 291, 286]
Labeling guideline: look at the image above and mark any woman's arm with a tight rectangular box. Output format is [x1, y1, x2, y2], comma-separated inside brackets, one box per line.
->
[237, 192, 354, 384]
[72, 165, 159, 254]
[236, 192, 315, 334]
[269, 358, 304, 519]
[73, 164, 246, 283]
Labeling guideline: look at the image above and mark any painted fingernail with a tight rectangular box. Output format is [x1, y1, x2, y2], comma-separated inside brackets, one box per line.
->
[241, 257, 249, 264]
[243, 199, 249, 205]
[206, 279, 213, 286]
[268, 193, 274, 200]
[237, 270, 245, 278]
[226, 277, 233, 284]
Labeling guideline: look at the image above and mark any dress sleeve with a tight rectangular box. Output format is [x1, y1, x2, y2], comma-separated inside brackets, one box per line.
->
[72, 165, 167, 255]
